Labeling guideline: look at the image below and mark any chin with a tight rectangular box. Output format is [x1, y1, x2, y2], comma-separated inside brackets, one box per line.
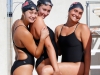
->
[42, 16, 45, 19]
[71, 19, 79, 23]
[29, 20, 35, 23]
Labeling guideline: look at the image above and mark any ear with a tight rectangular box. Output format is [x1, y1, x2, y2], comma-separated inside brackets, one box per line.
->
[22, 12, 24, 16]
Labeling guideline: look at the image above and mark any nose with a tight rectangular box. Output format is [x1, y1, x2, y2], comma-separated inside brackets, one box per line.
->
[32, 14, 37, 18]
[75, 12, 78, 16]
[44, 11, 49, 16]
[76, 12, 81, 17]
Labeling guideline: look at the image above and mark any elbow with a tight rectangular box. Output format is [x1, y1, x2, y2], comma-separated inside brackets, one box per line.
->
[35, 56, 40, 59]
[34, 53, 41, 59]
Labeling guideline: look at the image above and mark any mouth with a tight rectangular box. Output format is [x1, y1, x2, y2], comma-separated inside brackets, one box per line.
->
[72, 15, 77, 19]
[29, 17, 36, 22]
[72, 15, 80, 20]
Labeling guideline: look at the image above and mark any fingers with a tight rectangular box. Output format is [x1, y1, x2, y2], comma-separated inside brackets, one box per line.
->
[41, 26, 47, 30]
[41, 26, 49, 33]
[40, 26, 49, 39]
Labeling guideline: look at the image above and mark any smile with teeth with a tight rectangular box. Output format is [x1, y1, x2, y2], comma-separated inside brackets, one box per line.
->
[30, 17, 35, 20]
[72, 14, 79, 20]
[73, 15, 77, 19]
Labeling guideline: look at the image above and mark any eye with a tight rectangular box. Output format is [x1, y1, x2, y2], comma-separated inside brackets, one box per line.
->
[79, 12, 83, 15]
[43, 8, 46, 11]
[47, 10, 50, 13]
[29, 11, 33, 14]
[34, 11, 38, 15]
[31, 10, 38, 15]
[74, 9, 78, 12]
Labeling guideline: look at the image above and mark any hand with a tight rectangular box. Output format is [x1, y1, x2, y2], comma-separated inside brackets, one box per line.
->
[40, 26, 49, 40]
[53, 71, 62, 75]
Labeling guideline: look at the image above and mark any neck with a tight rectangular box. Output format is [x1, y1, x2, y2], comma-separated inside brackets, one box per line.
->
[21, 18, 29, 27]
[65, 19, 79, 27]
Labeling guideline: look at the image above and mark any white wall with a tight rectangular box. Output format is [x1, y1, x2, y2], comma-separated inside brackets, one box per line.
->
[0, 0, 8, 75]
[0, 0, 99, 75]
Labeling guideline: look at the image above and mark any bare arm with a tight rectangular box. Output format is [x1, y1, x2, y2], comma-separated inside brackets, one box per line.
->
[32, 26, 49, 58]
[55, 25, 62, 56]
[16, 20, 49, 58]
[20, 29, 47, 58]
[34, 17, 60, 72]
[81, 24, 92, 75]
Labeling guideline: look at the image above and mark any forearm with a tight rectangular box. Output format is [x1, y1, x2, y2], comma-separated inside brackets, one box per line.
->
[84, 52, 91, 75]
[47, 46, 59, 71]
[35, 39, 45, 58]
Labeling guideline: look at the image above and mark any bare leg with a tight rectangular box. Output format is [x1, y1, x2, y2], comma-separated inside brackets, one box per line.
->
[36, 63, 46, 75]
[36, 58, 51, 75]
[41, 62, 84, 75]
[13, 65, 33, 75]
[41, 65, 53, 75]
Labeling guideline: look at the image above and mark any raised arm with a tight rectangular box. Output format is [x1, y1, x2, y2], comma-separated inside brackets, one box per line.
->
[81, 24, 92, 75]
[33, 26, 49, 58]
[33, 16, 61, 73]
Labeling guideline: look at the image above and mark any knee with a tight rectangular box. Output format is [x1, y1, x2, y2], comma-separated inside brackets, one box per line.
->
[41, 66, 51, 75]
[41, 66, 49, 75]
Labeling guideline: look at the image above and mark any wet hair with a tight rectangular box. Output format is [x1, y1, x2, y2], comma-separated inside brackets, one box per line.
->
[37, 0, 53, 7]
[22, 0, 37, 13]
[68, 2, 84, 12]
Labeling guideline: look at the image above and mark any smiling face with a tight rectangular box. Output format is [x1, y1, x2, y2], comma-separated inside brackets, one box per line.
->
[68, 7, 83, 23]
[37, 4, 52, 19]
[23, 9, 37, 23]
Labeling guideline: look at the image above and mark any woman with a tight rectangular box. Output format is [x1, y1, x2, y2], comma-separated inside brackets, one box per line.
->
[41, 2, 92, 75]
[29, 0, 62, 75]
[11, 0, 49, 75]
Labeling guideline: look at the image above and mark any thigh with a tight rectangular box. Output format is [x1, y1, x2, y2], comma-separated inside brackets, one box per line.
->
[36, 58, 50, 75]
[40, 62, 84, 75]
[41, 65, 54, 75]
[58, 62, 84, 75]
[13, 65, 33, 75]
[36, 60, 46, 75]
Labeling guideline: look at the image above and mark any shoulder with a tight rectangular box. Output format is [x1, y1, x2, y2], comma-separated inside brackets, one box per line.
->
[14, 19, 23, 25]
[36, 16, 43, 21]
[55, 24, 63, 37]
[55, 24, 63, 31]
[14, 20, 32, 37]
[34, 16, 45, 25]
[78, 23, 91, 34]
[35, 16, 43, 22]
[79, 23, 90, 31]
[33, 16, 46, 29]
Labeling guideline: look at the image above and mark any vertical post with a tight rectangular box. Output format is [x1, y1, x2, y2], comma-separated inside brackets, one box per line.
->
[86, 1, 90, 75]
[7, 0, 13, 74]
[86, 1, 90, 27]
